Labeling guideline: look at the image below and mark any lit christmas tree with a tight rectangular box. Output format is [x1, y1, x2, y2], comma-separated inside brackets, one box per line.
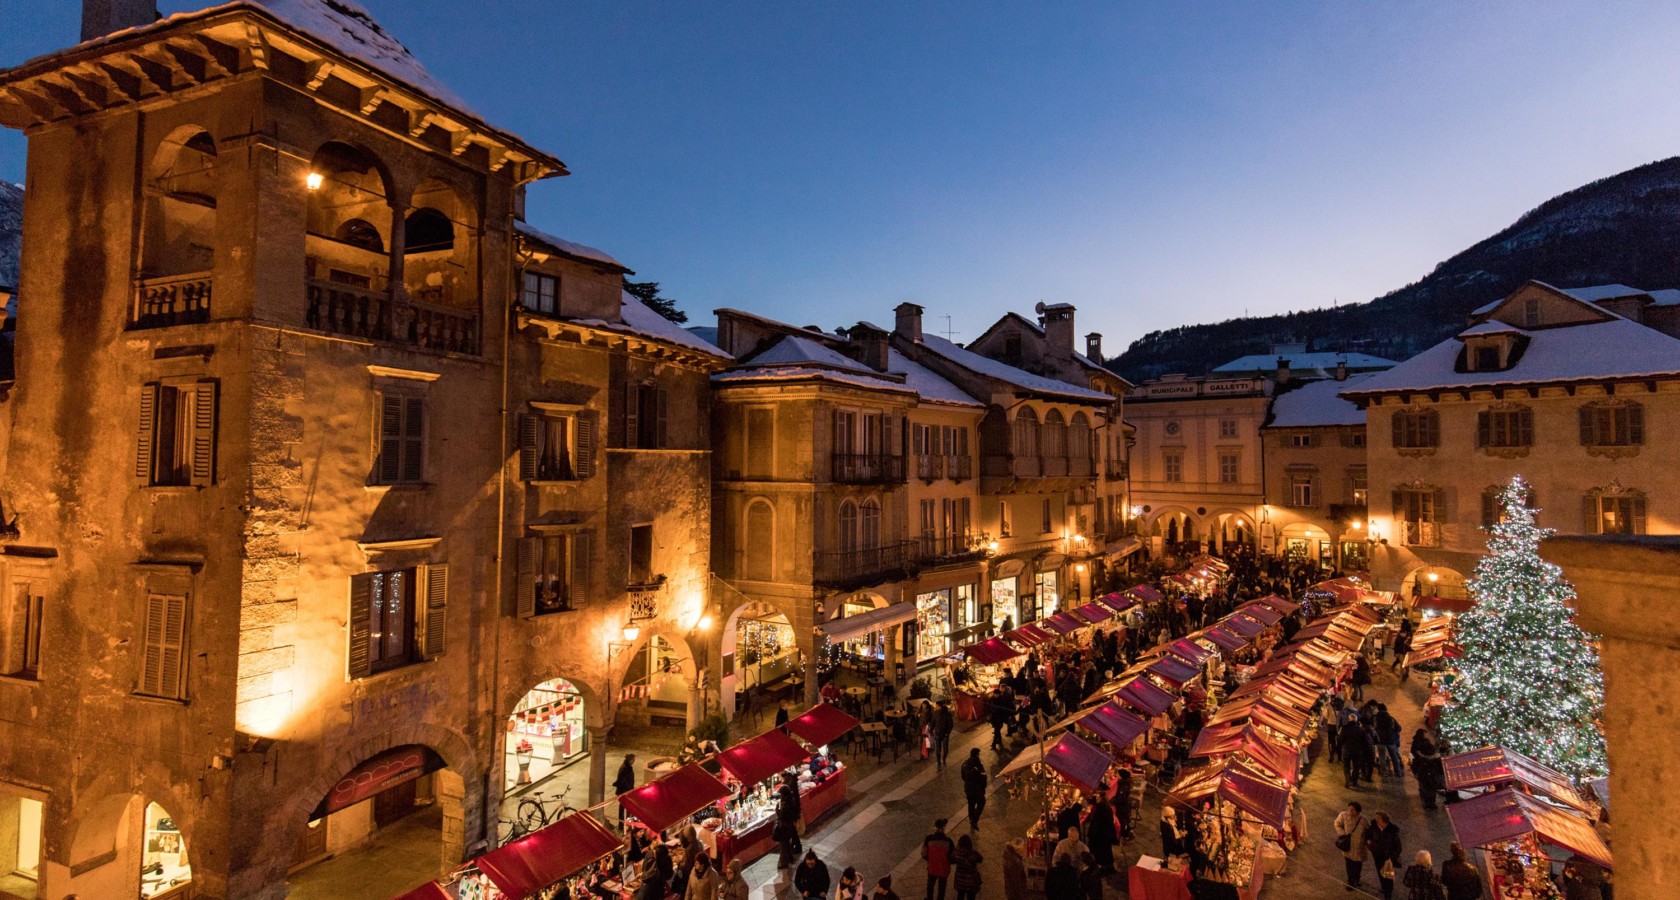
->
[1438, 476, 1609, 783]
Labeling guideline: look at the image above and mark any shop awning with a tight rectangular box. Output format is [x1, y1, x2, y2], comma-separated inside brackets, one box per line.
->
[1447, 788, 1612, 869]
[1127, 584, 1163, 605]
[390, 883, 454, 900]
[1169, 761, 1292, 831]
[820, 602, 917, 642]
[1166, 639, 1214, 667]
[1198, 626, 1249, 653]
[965, 638, 1024, 666]
[1097, 592, 1137, 614]
[1145, 654, 1201, 688]
[617, 764, 732, 834]
[1208, 695, 1312, 739]
[1253, 594, 1300, 614]
[1035, 551, 1068, 572]
[1114, 676, 1177, 716]
[1237, 603, 1283, 626]
[1221, 614, 1265, 639]
[1105, 538, 1143, 562]
[784, 703, 862, 749]
[473, 811, 624, 899]
[1008, 623, 1056, 647]
[1000, 731, 1114, 793]
[717, 729, 811, 788]
[1077, 701, 1151, 749]
[1071, 603, 1115, 625]
[1190, 555, 1230, 572]
[1042, 612, 1085, 635]
[1416, 596, 1476, 615]
[1442, 747, 1590, 813]
[1188, 724, 1300, 784]
[1402, 643, 1459, 667]
[1414, 616, 1454, 637]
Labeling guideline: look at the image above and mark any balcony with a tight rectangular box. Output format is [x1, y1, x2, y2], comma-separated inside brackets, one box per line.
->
[1105, 460, 1129, 481]
[984, 454, 1041, 478]
[307, 278, 478, 355]
[134, 273, 212, 328]
[1069, 457, 1095, 478]
[1042, 457, 1069, 477]
[815, 541, 918, 588]
[917, 532, 985, 565]
[948, 455, 974, 481]
[1402, 520, 1441, 548]
[831, 453, 906, 484]
[915, 455, 944, 481]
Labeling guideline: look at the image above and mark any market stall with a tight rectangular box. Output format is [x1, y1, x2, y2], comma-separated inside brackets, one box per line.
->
[1168, 759, 1294, 900]
[709, 729, 818, 866]
[1006, 622, 1057, 649]
[952, 638, 1023, 719]
[1442, 747, 1592, 813]
[391, 883, 454, 900]
[463, 809, 624, 900]
[1446, 787, 1612, 900]
[781, 703, 860, 825]
[1000, 731, 1116, 863]
[617, 763, 733, 836]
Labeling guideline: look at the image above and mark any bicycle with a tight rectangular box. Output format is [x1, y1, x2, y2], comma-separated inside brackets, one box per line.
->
[498, 784, 576, 842]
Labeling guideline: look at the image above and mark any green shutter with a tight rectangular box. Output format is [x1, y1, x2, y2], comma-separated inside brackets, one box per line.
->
[347, 574, 374, 678]
[401, 397, 426, 483]
[1582, 494, 1599, 535]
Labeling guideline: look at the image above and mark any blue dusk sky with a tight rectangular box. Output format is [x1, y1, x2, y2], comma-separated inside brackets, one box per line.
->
[5, 1, 1680, 351]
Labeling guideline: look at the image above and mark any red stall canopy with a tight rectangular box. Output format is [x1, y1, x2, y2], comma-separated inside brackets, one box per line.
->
[965, 638, 1024, 666]
[1072, 603, 1115, 625]
[474, 811, 624, 900]
[1170, 761, 1292, 830]
[1166, 639, 1214, 667]
[390, 883, 454, 900]
[617, 764, 732, 834]
[784, 703, 861, 748]
[1254, 594, 1300, 614]
[1128, 584, 1163, 605]
[1402, 643, 1459, 668]
[1097, 592, 1136, 614]
[1009, 624, 1056, 647]
[717, 729, 811, 787]
[1237, 603, 1283, 626]
[1199, 626, 1249, 653]
[1114, 676, 1177, 716]
[1078, 701, 1151, 749]
[1042, 612, 1085, 635]
[1416, 596, 1476, 615]
[1222, 614, 1265, 639]
[1447, 789, 1611, 868]
[1442, 747, 1590, 812]
[1146, 655, 1201, 688]
[998, 731, 1114, 793]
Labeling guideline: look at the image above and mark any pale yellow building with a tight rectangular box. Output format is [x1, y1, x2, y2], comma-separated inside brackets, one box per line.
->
[1259, 374, 1373, 570]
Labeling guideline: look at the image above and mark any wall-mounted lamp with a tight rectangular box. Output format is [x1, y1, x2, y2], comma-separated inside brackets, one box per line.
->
[1074, 563, 1087, 574]
[622, 623, 641, 642]
[305, 171, 324, 191]
[1426, 572, 1439, 584]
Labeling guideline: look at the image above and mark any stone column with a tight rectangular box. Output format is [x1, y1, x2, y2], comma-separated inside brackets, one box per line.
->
[586, 725, 611, 806]
[804, 647, 820, 707]
[387, 200, 408, 297]
[883, 623, 902, 692]
[687, 685, 702, 731]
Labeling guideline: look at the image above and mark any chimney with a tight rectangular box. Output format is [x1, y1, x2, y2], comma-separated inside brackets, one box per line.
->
[1037, 301, 1076, 360]
[1085, 332, 1103, 365]
[847, 323, 891, 373]
[894, 302, 923, 343]
[82, 0, 156, 41]
[1275, 356, 1292, 385]
[1334, 358, 1348, 382]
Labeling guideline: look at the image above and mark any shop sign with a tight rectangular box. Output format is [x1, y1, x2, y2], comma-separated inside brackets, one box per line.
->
[310, 745, 445, 820]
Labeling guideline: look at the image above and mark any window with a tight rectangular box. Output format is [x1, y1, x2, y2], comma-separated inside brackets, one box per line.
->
[1394, 489, 1441, 547]
[1289, 433, 1315, 448]
[1347, 469, 1368, 506]
[628, 524, 655, 586]
[920, 499, 937, 554]
[349, 565, 448, 676]
[1586, 491, 1646, 535]
[518, 532, 594, 616]
[521, 271, 558, 315]
[625, 383, 670, 449]
[744, 502, 774, 580]
[1218, 451, 1240, 484]
[375, 392, 427, 485]
[1482, 484, 1536, 528]
[1162, 451, 1183, 483]
[1343, 430, 1367, 448]
[1477, 406, 1533, 449]
[1391, 409, 1438, 449]
[3, 578, 43, 679]
[136, 380, 218, 487]
[1041, 410, 1067, 459]
[1290, 475, 1315, 508]
[860, 500, 882, 549]
[1013, 410, 1039, 458]
[999, 500, 1013, 538]
[1473, 345, 1501, 371]
[1041, 498, 1053, 535]
[519, 412, 596, 481]
[839, 501, 859, 554]
[1219, 419, 1237, 439]
[1522, 297, 1542, 328]
[1579, 402, 1644, 448]
[138, 589, 188, 699]
[745, 408, 775, 478]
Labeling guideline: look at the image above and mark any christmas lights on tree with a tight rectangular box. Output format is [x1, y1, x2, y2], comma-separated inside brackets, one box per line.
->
[1439, 476, 1609, 783]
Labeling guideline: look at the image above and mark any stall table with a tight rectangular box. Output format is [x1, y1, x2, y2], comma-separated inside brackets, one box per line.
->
[800, 770, 849, 826]
[1128, 862, 1193, 900]
[713, 817, 776, 868]
[953, 690, 987, 721]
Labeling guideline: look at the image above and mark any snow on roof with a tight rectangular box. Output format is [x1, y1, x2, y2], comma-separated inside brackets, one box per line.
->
[712, 365, 914, 394]
[1458, 320, 1528, 337]
[748, 335, 874, 372]
[1213, 351, 1396, 373]
[1269, 376, 1371, 428]
[918, 334, 1113, 402]
[888, 350, 983, 408]
[515, 220, 625, 270]
[563, 291, 730, 360]
[1555, 284, 1646, 303]
[1647, 289, 1680, 306]
[1343, 318, 1680, 394]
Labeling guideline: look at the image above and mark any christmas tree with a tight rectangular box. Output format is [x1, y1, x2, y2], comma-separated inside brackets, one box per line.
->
[1438, 476, 1609, 783]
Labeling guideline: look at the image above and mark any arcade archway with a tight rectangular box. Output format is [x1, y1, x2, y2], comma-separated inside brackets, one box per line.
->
[503, 678, 591, 792]
[1400, 565, 1470, 609]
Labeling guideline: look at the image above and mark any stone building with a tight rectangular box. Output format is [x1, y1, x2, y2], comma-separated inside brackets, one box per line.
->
[1344, 280, 1680, 601]
[0, 1, 725, 897]
[1258, 374, 1374, 570]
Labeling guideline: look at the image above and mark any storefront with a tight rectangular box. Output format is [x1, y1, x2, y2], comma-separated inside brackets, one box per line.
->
[734, 614, 798, 690]
[914, 588, 951, 662]
[1032, 569, 1059, 620]
[991, 577, 1019, 630]
[141, 802, 192, 899]
[505, 678, 589, 790]
[837, 598, 888, 661]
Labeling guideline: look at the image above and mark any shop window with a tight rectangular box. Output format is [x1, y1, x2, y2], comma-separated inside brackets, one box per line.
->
[521, 271, 559, 315]
[625, 383, 669, 449]
[3, 578, 43, 679]
[915, 589, 951, 661]
[505, 679, 589, 790]
[348, 565, 448, 677]
[374, 391, 427, 485]
[628, 524, 655, 586]
[136, 380, 218, 487]
[517, 532, 593, 617]
[1477, 405, 1533, 449]
[141, 802, 191, 898]
[1391, 408, 1438, 449]
[1579, 401, 1643, 448]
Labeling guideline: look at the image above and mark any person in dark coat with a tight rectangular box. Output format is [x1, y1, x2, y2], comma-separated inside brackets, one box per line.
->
[1365, 811, 1402, 900]
[1083, 795, 1119, 873]
[1439, 842, 1485, 900]
[793, 851, 831, 900]
[1339, 716, 1371, 788]
[987, 688, 1010, 750]
[933, 701, 955, 769]
[960, 749, 988, 830]
[1410, 728, 1446, 809]
[1045, 855, 1080, 897]
[614, 754, 638, 825]
[1078, 851, 1104, 900]
[950, 834, 984, 900]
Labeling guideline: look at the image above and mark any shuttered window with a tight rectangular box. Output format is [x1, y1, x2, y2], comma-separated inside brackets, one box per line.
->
[1391, 409, 1439, 449]
[521, 271, 559, 315]
[136, 380, 218, 487]
[3, 580, 44, 679]
[138, 591, 188, 699]
[347, 566, 446, 676]
[1579, 402, 1644, 447]
[1476, 407, 1533, 449]
[519, 414, 575, 481]
[1585, 492, 1646, 535]
[625, 383, 670, 449]
[375, 393, 427, 485]
[515, 532, 595, 618]
[629, 524, 655, 585]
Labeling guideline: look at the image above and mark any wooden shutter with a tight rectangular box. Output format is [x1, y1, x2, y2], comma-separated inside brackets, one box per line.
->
[518, 415, 540, 481]
[575, 411, 597, 478]
[377, 395, 403, 484]
[401, 397, 426, 483]
[1518, 409, 1533, 446]
[136, 382, 160, 483]
[139, 592, 165, 695]
[1633, 495, 1648, 535]
[1582, 494, 1600, 535]
[140, 592, 187, 698]
[1390, 411, 1404, 448]
[625, 382, 641, 449]
[656, 388, 669, 449]
[1578, 406, 1596, 446]
[1475, 411, 1490, 448]
[516, 536, 538, 618]
[569, 530, 593, 605]
[421, 564, 448, 659]
[1481, 490, 1495, 528]
[885, 415, 898, 458]
[347, 574, 374, 678]
[1627, 405, 1645, 445]
[190, 379, 218, 486]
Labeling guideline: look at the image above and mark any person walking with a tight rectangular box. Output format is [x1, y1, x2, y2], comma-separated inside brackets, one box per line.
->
[1334, 801, 1370, 892]
[933, 701, 955, 769]
[614, 754, 638, 826]
[987, 688, 1010, 751]
[1374, 704, 1404, 778]
[1084, 794, 1119, 873]
[872, 875, 902, 900]
[1351, 655, 1371, 701]
[960, 749, 988, 830]
[1410, 728, 1446, 810]
[921, 818, 956, 900]
[1439, 843, 1485, 900]
[718, 860, 750, 900]
[950, 834, 983, 900]
[795, 851, 832, 900]
[1078, 851, 1104, 900]
[1339, 714, 1371, 788]
[1402, 850, 1445, 900]
[1366, 811, 1403, 900]
[1323, 695, 1345, 763]
[835, 866, 866, 900]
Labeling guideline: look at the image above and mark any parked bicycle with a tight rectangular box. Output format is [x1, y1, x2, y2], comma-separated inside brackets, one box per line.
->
[497, 785, 576, 842]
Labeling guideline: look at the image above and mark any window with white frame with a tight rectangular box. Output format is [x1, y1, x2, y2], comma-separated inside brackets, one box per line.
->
[1217, 451, 1240, 484]
[521, 271, 558, 315]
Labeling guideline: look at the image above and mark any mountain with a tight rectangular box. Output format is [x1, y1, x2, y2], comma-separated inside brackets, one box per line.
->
[1109, 157, 1680, 382]
[0, 181, 18, 292]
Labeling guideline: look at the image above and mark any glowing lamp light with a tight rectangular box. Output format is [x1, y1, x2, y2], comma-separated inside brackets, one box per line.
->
[1075, 563, 1087, 574]
[698, 614, 715, 632]
[1427, 572, 1440, 584]
[1073, 534, 1087, 544]
[305, 171, 324, 191]
[1128, 505, 1144, 517]
[987, 541, 999, 552]
[1351, 520, 1364, 531]
[621, 624, 640, 643]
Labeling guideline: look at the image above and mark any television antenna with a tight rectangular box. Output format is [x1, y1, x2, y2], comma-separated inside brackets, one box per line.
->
[940, 315, 959, 342]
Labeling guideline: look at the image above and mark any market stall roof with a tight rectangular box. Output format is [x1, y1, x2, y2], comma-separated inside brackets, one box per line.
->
[390, 883, 454, 900]
[965, 638, 1024, 666]
[1042, 612, 1085, 635]
[1324, 602, 1384, 625]
[1071, 603, 1115, 625]
[717, 729, 812, 788]
[1236, 603, 1283, 626]
[1228, 672, 1321, 709]
[1415, 596, 1476, 615]
[1414, 617, 1454, 637]
[617, 764, 732, 834]
[1253, 594, 1301, 614]
[1128, 584, 1164, 605]
[1442, 747, 1591, 812]
[1255, 648, 1337, 686]
[820, 601, 917, 642]
[1166, 638, 1214, 667]
[1114, 676, 1177, 716]
[1208, 695, 1312, 739]
[784, 703, 862, 749]
[473, 810, 624, 899]
[1105, 537, 1143, 563]
[1198, 626, 1249, 653]
[1096, 592, 1136, 614]
[1402, 643, 1459, 667]
[1221, 613, 1266, 639]
[1447, 788, 1612, 869]
[1409, 628, 1454, 649]
[1008, 623, 1057, 647]
[1077, 701, 1151, 749]
[1189, 555, 1230, 572]
[1189, 724, 1301, 784]
[1145, 654, 1201, 688]
[1000, 731, 1114, 793]
[1169, 761, 1293, 830]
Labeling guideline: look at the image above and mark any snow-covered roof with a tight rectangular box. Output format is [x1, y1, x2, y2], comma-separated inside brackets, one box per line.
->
[562, 291, 730, 360]
[715, 335, 910, 394]
[1212, 351, 1396, 374]
[1267, 376, 1371, 428]
[888, 350, 983, 408]
[1458, 320, 1528, 337]
[917, 335, 1113, 402]
[1342, 318, 1680, 395]
[973, 311, 1115, 378]
[1476, 283, 1680, 316]
[515, 221, 626, 271]
[748, 335, 873, 372]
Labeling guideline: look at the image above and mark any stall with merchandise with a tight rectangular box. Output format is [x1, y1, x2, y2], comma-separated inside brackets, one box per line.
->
[706, 728, 818, 866]
[1166, 759, 1295, 900]
[1446, 788, 1612, 900]
[781, 703, 860, 826]
[618, 763, 734, 840]
[952, 638, 1024, 719]
[451, 808, 624, 900]
[999, 730, 1116, 868]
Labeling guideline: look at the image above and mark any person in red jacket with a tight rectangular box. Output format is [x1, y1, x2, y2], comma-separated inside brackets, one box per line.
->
[921, 818, 956, 900]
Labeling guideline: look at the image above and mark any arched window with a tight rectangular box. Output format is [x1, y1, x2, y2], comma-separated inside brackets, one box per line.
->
[1042, 409, 1067, 459]
[404, 207, 454, 253]
[860, 499, 882, 550]
[744, 500, 775, 581]
[335, 218, 385, 253]
[838, 501, 858, 555]
[138, 127, 218, 326]
[1013, 409, 1039, 458]
[1069, 413, 1092, 462]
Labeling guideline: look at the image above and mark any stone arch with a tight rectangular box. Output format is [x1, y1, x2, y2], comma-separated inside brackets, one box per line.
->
[1013, 407, 1040, 459]
[498, 673, 602, 794]
[305, 140, 398, 291]
[404, 175, 481, 315]
[1399, 563, 1470, 604]
[612, 625, 700, 730]
[139, 124, 219, 309]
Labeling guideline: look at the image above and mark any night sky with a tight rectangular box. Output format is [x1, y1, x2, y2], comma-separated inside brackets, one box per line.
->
[6, 1, 1680, 348]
